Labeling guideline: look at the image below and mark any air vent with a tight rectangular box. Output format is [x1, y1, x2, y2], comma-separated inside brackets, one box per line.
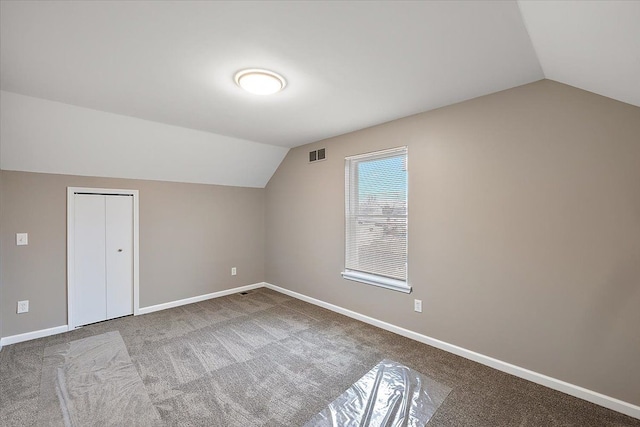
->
[309, 148, 326, 163]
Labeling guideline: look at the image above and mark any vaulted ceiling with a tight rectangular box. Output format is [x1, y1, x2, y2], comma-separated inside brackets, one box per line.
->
[519, 0, 640, 108]
[1, 1, 638, 149]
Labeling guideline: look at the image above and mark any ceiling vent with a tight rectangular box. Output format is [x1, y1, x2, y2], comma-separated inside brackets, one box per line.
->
[309, 148, 326, 163]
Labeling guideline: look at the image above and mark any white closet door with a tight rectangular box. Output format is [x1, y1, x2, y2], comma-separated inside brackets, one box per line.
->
[105, 195, 133, 319]
[74, 194, 107, 327]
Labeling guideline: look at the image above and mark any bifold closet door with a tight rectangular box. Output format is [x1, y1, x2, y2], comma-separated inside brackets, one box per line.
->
[74, 194, 133, 327]
[74, 194, 107, 327]
[105, 195, 133, 319]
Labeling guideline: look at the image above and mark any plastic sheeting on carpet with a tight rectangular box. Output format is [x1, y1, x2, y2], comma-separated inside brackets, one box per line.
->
[37, 331, 161, 427]
[304, 359, 451, 427]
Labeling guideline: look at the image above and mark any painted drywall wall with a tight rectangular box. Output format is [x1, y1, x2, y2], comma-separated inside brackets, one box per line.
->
[0, 91, 289, 188]
[265, 80, 640, 406]
[1, 170, 265, 337]
[0, 167, 3, 342]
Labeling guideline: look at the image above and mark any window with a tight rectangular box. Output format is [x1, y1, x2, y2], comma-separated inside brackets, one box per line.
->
[342, 146, 410, 293]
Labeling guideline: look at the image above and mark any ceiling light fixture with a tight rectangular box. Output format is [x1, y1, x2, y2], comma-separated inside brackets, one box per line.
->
[234, 69, 286, 95]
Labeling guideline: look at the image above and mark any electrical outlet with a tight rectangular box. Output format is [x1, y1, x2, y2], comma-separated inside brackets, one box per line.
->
[16, 233, 28, 246]
[414, 299, 422, 313]
[231, 267, 237, 276]
[17, 300, 29, 314]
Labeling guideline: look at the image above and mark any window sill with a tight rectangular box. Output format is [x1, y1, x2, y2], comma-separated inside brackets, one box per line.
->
[341, 270, 412, 294]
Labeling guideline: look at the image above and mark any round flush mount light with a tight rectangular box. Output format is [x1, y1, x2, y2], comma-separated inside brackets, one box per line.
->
[234, 69, 286, 95]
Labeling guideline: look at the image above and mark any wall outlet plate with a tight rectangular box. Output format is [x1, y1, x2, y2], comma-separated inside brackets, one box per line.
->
[16, 233, 28, 246]
[231, 267, 237, 276]
[17, 300, 29, 314]
[414, 299, 422, 313]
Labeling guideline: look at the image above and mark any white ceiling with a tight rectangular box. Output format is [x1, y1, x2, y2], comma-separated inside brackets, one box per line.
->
[1, 1, 637, 151]
[518, 0, 640, 108]
[1, 1, 543, 148]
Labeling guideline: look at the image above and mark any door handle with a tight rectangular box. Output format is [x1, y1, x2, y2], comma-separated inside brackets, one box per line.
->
[118, 249, 123, 252]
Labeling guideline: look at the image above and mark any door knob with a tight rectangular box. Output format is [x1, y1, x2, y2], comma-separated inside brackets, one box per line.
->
[118, 249, 123, 252]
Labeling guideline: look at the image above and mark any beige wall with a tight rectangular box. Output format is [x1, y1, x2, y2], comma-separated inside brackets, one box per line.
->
[1, 171, 265, 337]
[0, 170, 3, 340]
[265, 80, 640, 406]
[1, 79, 638, 406]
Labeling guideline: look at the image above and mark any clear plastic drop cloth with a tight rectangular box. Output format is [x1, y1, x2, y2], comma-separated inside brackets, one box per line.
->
[304, 359, 451, 427]
[37, 331, 162, 427]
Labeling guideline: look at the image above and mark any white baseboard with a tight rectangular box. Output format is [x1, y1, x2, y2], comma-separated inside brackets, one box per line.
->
[0, 283, 265, 348]
[0, 325, 69, 347]
[1, 282, 637, 419]
[264, 282, 640, 420]
[138, 282, 266, 315]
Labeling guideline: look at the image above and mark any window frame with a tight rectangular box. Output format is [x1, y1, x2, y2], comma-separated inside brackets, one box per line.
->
[341, 146, 411, 294]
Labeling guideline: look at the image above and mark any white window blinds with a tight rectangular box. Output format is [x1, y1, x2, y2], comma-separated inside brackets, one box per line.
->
[343, 147, 410, 293]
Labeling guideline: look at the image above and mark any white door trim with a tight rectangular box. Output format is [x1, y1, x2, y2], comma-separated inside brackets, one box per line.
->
[67, 187, 140, 329]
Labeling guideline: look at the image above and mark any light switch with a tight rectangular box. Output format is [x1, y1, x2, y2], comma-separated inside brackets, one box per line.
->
[16, 233, 28, 246]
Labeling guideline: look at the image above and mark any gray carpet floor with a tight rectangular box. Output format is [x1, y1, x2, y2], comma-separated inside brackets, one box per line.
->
[1, 287, 638, 426]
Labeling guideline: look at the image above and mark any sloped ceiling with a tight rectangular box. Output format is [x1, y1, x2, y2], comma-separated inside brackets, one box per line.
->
[0, 1, 542, 148]
[518, 1, 640, 108]
[1, 1, 637, 187]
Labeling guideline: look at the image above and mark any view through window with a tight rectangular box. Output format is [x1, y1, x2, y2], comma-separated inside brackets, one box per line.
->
[342, 146, 410, 293]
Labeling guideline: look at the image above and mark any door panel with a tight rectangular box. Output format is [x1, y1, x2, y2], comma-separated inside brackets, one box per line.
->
[106, 195, 134, 319]
[74, 194, 107, 327]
